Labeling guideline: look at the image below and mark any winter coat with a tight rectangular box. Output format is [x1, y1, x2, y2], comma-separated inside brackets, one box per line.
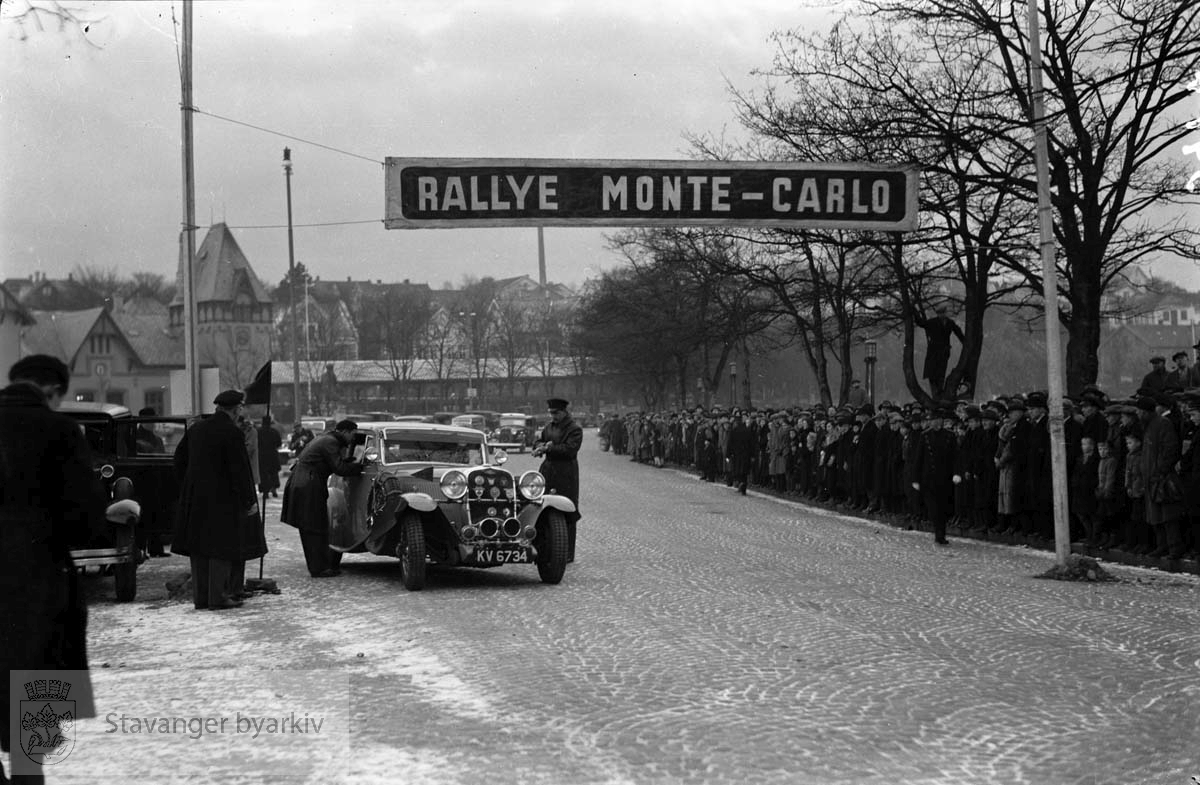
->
[538, 415, 584, 511]
[768, 423, 789, 476]
[280, 432, 364, 535]
[172, 409, 260, 561]
[1141, 413, 1183, 525]
[0, 382, 105, 721]
[1095, 453, 1123, 519]
[258, 425, 283, 492]
[1069, 451, 1099, 519]
[1124, 446, 1146, 501]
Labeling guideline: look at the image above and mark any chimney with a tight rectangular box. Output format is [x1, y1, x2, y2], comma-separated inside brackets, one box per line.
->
[537, 227, 547, 287]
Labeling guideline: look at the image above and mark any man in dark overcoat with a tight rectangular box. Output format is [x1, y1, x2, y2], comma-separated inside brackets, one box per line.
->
[913, 408, 957, 545]
[172, 389, 258, 609]
[1023, 392, 1053, 539]
[1, 355, 104, 783]
[726, 412, 755, 495]
[534, 398, 584, 561]
[281, 419, 366, 577]
[1139, 394, 1184, 559]
[258, 415, 283, 497]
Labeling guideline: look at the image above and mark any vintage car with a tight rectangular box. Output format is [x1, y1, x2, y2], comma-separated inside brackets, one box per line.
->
[327, 422, 574, 590]
[60, 402, 190, 601]
[488, 413, 538, 453]
[450, 413, 487, 432]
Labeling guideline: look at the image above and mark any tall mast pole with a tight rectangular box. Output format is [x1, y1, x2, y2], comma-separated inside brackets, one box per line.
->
[284, 148, 302, 419]
[180, 0, 200, 411]
[1028, 0, 1070, 565]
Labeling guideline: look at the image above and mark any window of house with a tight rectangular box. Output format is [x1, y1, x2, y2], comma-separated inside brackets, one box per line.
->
[106, 389, 125, 406]
[75, 390, 95, 402]
[143, 389, 165, 413]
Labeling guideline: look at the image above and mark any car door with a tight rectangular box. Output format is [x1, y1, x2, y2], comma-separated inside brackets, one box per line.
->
[329, 430, 379, 551]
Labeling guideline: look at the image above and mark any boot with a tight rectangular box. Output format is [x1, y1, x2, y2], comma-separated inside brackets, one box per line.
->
[1164, 518, 1185, 560]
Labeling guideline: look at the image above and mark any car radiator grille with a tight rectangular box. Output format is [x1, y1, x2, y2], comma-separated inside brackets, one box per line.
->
[466, 468, 521, 538]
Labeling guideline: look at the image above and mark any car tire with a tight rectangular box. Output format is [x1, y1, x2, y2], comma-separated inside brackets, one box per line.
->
[536, 509, 568, 585]
[114, 562, 137, 602]
[397, 511, 426, 591]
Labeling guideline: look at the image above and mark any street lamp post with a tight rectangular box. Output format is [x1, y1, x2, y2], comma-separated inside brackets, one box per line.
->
[864, 339, 878, 406]
[459, 311, 477, 405]
[729, 361, 737, 408]
[283, 148, 302, 422]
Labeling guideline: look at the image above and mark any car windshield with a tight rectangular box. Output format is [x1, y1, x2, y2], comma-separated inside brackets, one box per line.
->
[381, 435, 484, 465]
[499, 416, 526, 427]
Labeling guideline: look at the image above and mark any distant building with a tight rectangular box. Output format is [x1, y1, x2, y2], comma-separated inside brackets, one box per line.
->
[0, 282, 35, 376]
[170, 223, 275, 388]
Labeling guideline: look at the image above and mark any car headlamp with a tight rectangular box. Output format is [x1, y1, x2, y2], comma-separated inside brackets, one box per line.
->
[440, 470, 468, 500]
[518, 471, 545, 500]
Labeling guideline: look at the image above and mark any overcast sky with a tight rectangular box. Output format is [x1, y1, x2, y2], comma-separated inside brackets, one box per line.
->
[1, 0, 837, 292]
[2, 1, 1196, 293]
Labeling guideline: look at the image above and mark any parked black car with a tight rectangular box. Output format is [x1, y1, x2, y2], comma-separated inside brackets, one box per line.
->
[60, 402, 191, 601]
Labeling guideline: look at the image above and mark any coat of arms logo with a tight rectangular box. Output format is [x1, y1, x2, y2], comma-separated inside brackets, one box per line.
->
[19, 679, 76, 766]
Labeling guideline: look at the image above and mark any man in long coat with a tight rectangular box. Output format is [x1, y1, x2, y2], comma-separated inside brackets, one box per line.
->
[726, 412, 755, 495]
[1, 355, 104, 782]
[913, 408, 957, 545]
[534, 398, 584, 561]
[1139, 395, 1185, 559]
[281, 419, 366, 577]
[258, 415, 283, 497]
[172, 389, 259, 609]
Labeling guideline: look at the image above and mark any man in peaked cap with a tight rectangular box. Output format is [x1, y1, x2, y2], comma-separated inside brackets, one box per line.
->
[172, 389, 258, 609]
[913, 406, 957, 544]
[533, 398, 583, 564]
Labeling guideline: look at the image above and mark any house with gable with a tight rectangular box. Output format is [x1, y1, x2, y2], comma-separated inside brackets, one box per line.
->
[0, 282, 35, 375]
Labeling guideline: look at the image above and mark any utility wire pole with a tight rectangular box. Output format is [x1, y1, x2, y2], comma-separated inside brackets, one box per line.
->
[284, 148, 302, 421]
[180, 0, 199, 412]
[1028, 0, 1070, 565]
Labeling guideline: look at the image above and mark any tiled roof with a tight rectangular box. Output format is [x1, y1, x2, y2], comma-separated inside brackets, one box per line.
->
[110, 310, 183, 367]
[21, 308, 106, 361]
[173, 223, 273, 306]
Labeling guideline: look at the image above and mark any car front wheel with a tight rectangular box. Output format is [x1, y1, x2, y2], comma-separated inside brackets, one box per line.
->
[536, 509, 568, 585]
[396, 511, 426, 591]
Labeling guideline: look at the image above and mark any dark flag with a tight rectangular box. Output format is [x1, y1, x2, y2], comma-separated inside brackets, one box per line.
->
[243, 361, 272, 405]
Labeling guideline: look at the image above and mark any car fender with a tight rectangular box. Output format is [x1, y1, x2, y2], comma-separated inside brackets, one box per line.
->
[365, 493, 436, 554]
[517, 494, 576, 527]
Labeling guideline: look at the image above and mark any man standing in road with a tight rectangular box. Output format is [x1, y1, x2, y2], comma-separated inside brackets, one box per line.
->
[172, 390, 259, 610]
[281, 419, 366, 577]
[533, 398, 583, 562]
[726, 411, 755, 495]
[913, 407, 957, 545]
[1, 355, 104, 784]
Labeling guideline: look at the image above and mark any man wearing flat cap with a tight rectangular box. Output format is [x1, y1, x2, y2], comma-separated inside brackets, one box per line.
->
[172, 389, 259, 609]
[1168, 350, 1200, 390]
[1141, 356, 1169, 393]
[912, 407, 957, 545]
[281, 418, 367, 577]
[533, 398, 583, 561]
[1, 355, 106, 777]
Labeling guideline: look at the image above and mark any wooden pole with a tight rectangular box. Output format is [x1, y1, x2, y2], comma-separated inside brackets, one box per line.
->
[180, 0, 200, 412]
[1028, 0, 1071, 565]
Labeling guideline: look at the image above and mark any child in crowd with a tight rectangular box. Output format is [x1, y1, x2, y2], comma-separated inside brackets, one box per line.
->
[1123, 428, 1148, 553]
[1070, 436, 1099, 544]
[1094, 438, 1122, 548]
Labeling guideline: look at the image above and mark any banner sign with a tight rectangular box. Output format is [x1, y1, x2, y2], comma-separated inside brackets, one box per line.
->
[384, 158, 919, 231]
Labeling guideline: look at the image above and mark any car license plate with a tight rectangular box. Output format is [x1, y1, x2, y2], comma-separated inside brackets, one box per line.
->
[473, 546, 530, 564]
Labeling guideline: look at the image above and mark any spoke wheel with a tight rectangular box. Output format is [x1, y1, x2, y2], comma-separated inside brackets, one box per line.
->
[397, 511, 426, 591]
[536, 509, 568, 585]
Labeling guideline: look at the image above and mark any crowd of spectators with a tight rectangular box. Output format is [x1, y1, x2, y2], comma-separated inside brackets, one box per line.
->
[597, 350, 1200, 564]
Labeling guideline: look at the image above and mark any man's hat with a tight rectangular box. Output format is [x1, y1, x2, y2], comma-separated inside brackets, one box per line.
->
[982, 409, 1001, 422]
[546, 398, 570, 411]
[8, 354, 70, 390]
[1026, 391, 1048, 409]
[1080, 393, 1102, 408]
[213, 389, 245, 407]
[334, 419, 358, 431]
[1150, 356, 1166, 364]
[1172, 351, 1188, 361]
[1136, 396, 1157, 412]
[964, 405, 982, 420]
[1007, 398, 1028, 412]
[857, 404, 874, 416]
[835, 412, 853, 425]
